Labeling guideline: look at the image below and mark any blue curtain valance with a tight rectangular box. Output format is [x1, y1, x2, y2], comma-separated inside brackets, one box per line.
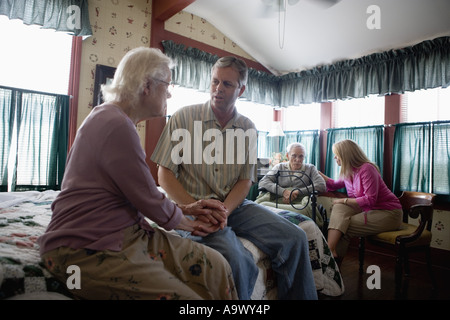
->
[0, 0, 92, 37]
[162, 37, 450, 107]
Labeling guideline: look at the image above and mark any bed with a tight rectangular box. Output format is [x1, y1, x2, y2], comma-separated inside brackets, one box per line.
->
[0, 190, 344, 300]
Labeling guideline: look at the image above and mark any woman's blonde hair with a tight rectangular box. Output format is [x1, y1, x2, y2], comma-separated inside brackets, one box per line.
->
[101, 47, 174, 107]
[333, 139, 380, 179]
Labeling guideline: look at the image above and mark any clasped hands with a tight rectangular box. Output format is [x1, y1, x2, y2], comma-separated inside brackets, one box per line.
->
[282, 189, 300, 204]
[176, 199, 228, 237]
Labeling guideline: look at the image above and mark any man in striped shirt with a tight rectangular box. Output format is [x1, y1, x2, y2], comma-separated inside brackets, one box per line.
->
[151, 56, 317, 300]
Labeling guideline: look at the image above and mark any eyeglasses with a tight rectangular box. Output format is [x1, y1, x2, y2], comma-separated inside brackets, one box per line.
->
[152, 78, 174, 94]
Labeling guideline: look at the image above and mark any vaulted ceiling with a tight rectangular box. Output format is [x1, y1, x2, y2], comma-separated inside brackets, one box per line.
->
[155, 0, 450, 76]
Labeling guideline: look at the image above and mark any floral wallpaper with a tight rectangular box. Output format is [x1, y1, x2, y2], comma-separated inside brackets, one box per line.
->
[79, 0, 152, 146]
[78, 1, 255, 148]
[165, 11, 255, 61]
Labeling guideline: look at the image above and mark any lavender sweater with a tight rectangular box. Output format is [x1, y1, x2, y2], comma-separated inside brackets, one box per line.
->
[38, 104, 182, 254]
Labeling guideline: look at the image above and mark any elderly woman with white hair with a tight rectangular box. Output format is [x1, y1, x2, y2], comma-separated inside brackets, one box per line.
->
[38, 47, 237, 300]
[256, 142, 326, 226]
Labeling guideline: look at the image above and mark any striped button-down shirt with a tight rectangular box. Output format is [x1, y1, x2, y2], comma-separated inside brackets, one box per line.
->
[151, 101, 258, 201]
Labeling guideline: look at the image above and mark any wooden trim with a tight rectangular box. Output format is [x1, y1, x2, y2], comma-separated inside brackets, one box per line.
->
[383, 94, 402, 190]
[153, 0, 196, 21]
[150, 2, 271, 74]
[67, 36, 83, 151]
[320, 102, 332, 172]
[160, 30, 272, 74]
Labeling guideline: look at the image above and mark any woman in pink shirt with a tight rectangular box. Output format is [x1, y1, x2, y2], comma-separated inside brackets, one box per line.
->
[319, 139, 402, 260]
[38, 47, 237, 300]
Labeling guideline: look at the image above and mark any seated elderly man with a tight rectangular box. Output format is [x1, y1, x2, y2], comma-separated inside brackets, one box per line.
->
[255, 142, 326, 227]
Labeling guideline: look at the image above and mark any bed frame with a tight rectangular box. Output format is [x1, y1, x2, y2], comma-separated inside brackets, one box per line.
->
[258, 170, 329, 234]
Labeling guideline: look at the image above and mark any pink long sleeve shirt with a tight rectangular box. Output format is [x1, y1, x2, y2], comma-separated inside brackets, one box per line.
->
[38, 104, 182, 255]
[325, 163, 402, 212]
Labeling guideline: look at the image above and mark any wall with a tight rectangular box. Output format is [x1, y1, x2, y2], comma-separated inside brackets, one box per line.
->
[77, 0, 152, 148]
[77, 1, 255, 149]
[164, 10, 255, 61]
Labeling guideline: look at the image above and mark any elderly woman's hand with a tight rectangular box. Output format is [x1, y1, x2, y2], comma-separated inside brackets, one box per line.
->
[175, 215, 225, 237]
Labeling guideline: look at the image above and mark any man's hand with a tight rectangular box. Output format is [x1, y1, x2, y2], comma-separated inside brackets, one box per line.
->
[282, 189, 300, 204]
[178, 199, 228, 231]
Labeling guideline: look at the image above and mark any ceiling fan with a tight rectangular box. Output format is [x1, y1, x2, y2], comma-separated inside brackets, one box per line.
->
[259, 0, 341, 16]
[259, 0, 341, 49]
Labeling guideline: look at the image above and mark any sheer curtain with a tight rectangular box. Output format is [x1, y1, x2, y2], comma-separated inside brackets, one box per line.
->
[257, 130, 320, 169]
[0, 86, 69, 191]
[0, 88, 13, 191]
[432, 122, 450, 198]
[392, 122, 431, 195]
[392, 121, 450, 198]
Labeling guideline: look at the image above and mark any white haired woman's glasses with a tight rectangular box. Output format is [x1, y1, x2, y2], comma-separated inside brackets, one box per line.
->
[152, 78, 174, 94]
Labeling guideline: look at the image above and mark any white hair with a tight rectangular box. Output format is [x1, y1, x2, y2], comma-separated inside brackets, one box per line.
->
[286, 142, 306, 154]
[101, 47, 174, 107]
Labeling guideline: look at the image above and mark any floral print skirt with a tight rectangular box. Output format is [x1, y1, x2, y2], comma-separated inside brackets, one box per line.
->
[41, 224, 238, 300]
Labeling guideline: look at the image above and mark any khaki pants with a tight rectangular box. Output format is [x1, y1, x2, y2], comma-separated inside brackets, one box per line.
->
[41, 224, 238, 300]
[328, 203, 403, 257]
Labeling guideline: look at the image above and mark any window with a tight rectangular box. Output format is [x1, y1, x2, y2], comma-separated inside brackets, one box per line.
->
[402, 86, 450, 122]
[167, 86, 274, 131]
[333, 94, 385, 128]
[282, 103, 321, 131]
[392, 86, 450, 197]
[0, 17, 72, 191]
[0, 16, 72, 94]
[167, 86, 209, 116]
[1, 87, 69, 191]
[236, 100, 273, 132]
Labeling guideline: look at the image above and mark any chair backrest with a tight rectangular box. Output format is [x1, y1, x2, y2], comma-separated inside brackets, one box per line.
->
[398, 191, 436, 231]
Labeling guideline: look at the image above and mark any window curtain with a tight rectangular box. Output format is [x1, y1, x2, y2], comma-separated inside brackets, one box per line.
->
[279, 37, 450, 106]
[257, 130, 320, 169]
[392, 121, 450, 198]
[325, 126, 384, 183]
[0, 0, 92, 37]
[0, 88, 14, 191]
[163, 37, 449, 107]
[392, 122, 431, 194]
[433, 121, 450, 197]
[0, 86, 69, 191]
[162, 40, 280, 107]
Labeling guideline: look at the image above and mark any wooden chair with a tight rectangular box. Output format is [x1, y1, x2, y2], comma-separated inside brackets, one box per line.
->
[358, 191, 436, 293]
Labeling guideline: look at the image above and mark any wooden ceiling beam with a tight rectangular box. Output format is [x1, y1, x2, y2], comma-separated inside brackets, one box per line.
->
[153, 0, 196, 21]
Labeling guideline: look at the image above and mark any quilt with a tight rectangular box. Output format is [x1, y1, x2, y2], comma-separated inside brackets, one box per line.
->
[0, 191, 72, 299]
[0, 191, 344, 299]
